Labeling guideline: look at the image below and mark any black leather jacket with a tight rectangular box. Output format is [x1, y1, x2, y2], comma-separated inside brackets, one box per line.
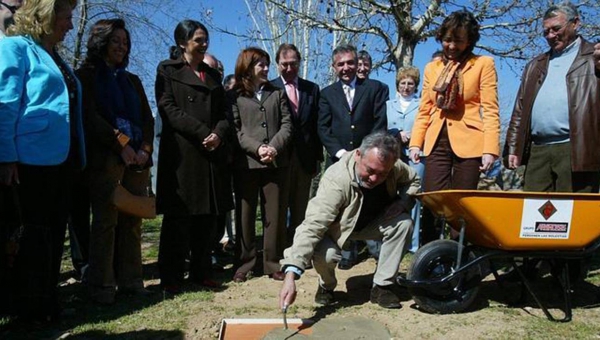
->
[504, 38, 600, 172]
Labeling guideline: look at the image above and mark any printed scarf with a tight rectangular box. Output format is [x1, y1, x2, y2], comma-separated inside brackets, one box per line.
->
[433, 54, 471, 110]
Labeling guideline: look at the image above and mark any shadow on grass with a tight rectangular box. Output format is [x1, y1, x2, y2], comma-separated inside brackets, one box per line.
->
[68, 329, 184, 340]
[1, 325, 185, 340]
[480, 272, 600, 309]
[400, 268, 600, 319]
[0, 215, 241, 338]
[0, 259, 228, 339]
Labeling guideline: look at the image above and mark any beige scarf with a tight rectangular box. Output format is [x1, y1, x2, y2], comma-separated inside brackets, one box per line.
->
[433, 55, 470, 110]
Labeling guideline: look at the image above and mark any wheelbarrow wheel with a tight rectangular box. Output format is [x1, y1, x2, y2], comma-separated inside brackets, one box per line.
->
[407, 239, 481, 314]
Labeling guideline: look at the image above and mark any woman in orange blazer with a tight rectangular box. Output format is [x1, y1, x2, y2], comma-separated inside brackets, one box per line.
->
[409, 10, 499, 193]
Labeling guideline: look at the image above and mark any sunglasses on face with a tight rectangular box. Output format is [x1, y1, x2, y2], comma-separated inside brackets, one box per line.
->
[0, 1, 17, 14]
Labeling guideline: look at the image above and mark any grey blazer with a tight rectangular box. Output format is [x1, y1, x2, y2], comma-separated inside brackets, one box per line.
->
[227, 84, 293, 169]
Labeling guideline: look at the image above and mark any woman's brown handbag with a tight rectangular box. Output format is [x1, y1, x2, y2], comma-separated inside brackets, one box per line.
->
[111, 183, 157, 219]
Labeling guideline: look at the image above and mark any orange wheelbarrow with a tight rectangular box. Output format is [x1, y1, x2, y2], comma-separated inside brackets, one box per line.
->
[396, 190, 600, 322]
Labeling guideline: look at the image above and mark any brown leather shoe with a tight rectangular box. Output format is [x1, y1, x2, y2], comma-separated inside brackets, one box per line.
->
[269, 271, 285, 281]
[233, 271, 247, 283]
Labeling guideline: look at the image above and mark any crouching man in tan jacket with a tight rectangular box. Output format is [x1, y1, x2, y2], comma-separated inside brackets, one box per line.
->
[279, 132, 420, 309]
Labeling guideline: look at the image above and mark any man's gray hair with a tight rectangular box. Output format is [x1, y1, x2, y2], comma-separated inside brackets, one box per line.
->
[358, 132, 400, 162]
[331, 44, 357, 64]
[544, 2, 579, 22]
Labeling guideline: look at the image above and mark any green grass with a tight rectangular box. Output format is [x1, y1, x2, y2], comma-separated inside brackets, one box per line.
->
[519, 317, 599, 339]
[0, 213, 261, 338]
[4, 216, 600, 339]
[141, 216, 162, 260]
[0, 216, 219, 339]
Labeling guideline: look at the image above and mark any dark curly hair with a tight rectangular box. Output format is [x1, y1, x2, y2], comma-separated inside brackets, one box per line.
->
[83, 18, 131, 68]
[435, 10, 480, 55]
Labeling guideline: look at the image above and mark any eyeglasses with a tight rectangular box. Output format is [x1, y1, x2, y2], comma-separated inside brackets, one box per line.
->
[542, 21, 571, 37]
[0, 1, 18, 14]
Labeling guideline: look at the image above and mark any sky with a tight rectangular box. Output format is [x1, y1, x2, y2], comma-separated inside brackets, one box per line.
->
[177, 1, 525, 117]
[192, 0, 520, 115]
[116, 0, 543, 119]
[201, 2, 522, 88]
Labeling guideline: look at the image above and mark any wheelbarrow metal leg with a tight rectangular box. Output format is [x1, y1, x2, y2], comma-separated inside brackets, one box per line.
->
[559, 261, 573, 322]
[438, 216, 446, 240]
[455, 218, 466, 271]
[513, 259, 572, 322]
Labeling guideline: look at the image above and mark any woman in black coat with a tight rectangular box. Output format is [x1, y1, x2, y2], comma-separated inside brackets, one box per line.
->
[155, 20, 233, 293]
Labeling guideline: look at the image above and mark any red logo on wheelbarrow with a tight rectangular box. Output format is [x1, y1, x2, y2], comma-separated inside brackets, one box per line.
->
[538, 200, 557, 220]
[535, 222, 568, 233]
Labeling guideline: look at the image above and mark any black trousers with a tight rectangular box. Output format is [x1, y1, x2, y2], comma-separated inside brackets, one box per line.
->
[12, 164, 71, 318]
[158, 214, 217, 286]
[0, 185, 20, 314]
[67, 169, 90, 276]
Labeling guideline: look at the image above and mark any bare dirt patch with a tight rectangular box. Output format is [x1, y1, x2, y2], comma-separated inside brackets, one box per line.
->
[183, 257, 600, 339]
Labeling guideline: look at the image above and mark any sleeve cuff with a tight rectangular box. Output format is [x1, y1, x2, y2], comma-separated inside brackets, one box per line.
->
[335, 149, 347, 159]
[115, 131, 130, 148]
[284, 265, 303, 280]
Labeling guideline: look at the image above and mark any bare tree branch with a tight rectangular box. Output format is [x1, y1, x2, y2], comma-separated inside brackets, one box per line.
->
[202, 0, 599, 83]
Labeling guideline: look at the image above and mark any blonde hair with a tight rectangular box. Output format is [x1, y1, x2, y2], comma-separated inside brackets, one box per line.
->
[8, 0, 77, 41]
[395, 66, 420, 90]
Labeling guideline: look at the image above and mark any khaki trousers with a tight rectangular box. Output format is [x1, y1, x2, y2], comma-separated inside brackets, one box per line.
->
[313, 201, 413, 289]
[88, 153, 149, 294]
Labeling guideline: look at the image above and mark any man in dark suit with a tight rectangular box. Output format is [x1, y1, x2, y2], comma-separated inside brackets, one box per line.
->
[318, 44, 389, 165]
[319, 45, 389, 269]
[271, 43, 322, 245]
